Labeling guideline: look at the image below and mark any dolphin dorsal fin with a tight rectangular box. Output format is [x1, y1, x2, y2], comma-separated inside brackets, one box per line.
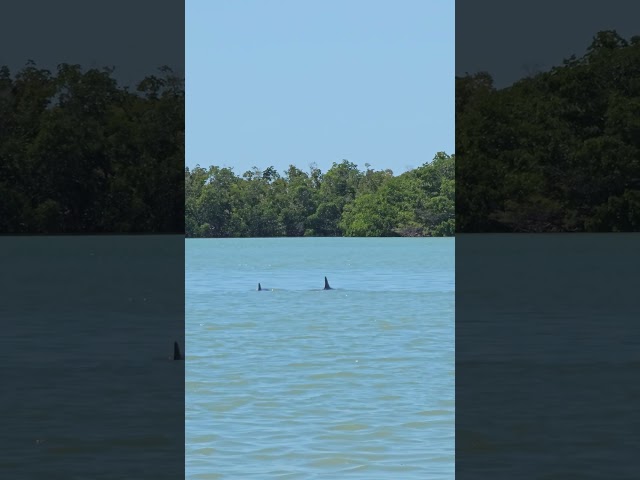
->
[258, 283, 262, 291]
[173, 341, 183, 360]
[324, 277, 331, 290]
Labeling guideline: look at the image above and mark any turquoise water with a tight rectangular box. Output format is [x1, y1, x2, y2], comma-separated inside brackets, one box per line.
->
[186, 237, 455, 479]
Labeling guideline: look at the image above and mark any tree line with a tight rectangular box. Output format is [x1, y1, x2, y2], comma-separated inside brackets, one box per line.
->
[0, 61, 453, 237]
[0, 62, 184, 233]
[457, 30, 640, 232]
[185, 152, 454, 238]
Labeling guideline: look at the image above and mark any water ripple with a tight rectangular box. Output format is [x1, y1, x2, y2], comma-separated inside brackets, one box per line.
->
[187, 238, 454, 479]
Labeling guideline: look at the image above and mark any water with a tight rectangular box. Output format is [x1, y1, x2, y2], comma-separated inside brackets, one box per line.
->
[456, 234, 640, 479]
[186, 237, 455, 479]
[1, 236, 184, 479]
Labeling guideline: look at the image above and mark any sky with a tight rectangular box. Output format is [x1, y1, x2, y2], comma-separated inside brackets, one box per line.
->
[0, 0, 184, 87]
[456, 0, 640, 88]
[186, 0, 454, 175]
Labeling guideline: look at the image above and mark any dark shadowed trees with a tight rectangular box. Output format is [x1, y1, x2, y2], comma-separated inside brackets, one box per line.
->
[457, 30, 640, 232]
[0, 62, 184, 233]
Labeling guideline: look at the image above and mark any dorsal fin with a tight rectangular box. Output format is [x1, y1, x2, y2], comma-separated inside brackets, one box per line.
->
[258, 283, 262, 291]
[173, 341, 183, 360]
[324, 276, 332, 290]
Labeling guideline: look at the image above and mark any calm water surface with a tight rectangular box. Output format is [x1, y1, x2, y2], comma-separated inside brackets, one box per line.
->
[456, 234, 640, 478]
[186, 237, 455, 479]
[1, 236, 184, 479]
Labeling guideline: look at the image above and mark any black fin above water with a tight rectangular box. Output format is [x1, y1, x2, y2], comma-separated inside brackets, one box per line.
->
[324, 276, 333, 290]
[258, 283, 262, 291]
[173, 341, 184, 361]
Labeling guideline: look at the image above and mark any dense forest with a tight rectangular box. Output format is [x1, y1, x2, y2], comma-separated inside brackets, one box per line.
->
[0, 62, 184, 233]
[185, 152, 454, 238]
[457, 30, 640, 232]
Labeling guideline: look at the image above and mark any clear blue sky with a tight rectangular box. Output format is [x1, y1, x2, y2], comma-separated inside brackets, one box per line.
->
[186, 0, 454, 176]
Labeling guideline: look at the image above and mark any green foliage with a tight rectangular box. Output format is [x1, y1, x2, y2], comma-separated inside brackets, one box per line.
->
[186, 153, 455, 238]
[457, 30, 640, 232]
[0, 62, 184, 233]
